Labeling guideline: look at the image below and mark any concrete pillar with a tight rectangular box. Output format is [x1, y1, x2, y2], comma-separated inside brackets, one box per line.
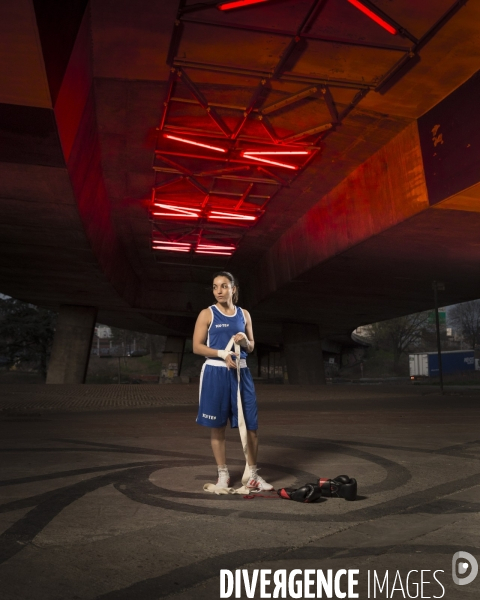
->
[46, 305, 98, 384]
[162, 336, 186, 378]
[283, 322, 326, 385]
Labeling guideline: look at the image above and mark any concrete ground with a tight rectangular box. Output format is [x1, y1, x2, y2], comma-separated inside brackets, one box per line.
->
[0, 384, 479, 600]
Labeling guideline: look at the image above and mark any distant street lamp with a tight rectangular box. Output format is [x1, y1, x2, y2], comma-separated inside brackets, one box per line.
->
[432, 281, 445, 394]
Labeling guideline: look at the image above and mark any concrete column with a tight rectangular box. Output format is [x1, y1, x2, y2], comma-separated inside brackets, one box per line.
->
[162, 336, 186, 377]
[46, 305, 98, 384]
[283, 322, 326, 385]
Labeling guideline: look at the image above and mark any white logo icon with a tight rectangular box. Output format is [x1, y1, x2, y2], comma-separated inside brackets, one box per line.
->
[452, 551, 478, 586]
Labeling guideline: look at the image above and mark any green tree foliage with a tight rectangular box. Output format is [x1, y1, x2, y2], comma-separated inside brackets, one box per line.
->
[0, 297, 57, 378]
[448, 300, 480, 348]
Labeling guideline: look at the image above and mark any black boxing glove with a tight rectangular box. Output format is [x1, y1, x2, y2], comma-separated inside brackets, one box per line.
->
[277, 483, 322, 503]
[318, 475, 357, 501]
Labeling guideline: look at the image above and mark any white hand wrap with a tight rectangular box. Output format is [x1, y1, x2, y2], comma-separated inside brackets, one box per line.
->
[235, 333, 250, 349]
[217, 349, 234, 360]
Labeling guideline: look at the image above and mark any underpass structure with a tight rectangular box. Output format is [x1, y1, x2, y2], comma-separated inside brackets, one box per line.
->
[1, 0, 480, 382]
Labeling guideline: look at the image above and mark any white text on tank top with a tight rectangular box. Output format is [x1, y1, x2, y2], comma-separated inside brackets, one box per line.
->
[207, 305, 247, 359]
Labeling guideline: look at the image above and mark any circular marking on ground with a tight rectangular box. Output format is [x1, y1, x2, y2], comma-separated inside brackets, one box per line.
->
[114, 439, 410, 521]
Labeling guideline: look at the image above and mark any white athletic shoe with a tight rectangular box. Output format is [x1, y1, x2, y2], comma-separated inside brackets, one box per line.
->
[246, 473, 274, 491]
[215, 469, 231, 489]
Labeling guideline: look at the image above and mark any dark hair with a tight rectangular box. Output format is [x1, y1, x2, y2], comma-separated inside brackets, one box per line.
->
[213, 271, 239, 304]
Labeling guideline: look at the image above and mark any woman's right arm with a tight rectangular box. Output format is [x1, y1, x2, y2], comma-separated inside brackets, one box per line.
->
[192, 309, 222, 358]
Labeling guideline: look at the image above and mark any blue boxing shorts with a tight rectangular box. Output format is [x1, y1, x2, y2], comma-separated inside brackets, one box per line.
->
[196, 360, 258, 430]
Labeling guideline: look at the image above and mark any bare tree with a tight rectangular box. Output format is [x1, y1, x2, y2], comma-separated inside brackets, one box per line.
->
[369, 312, 430, 373]
[448, 300, 480, 349]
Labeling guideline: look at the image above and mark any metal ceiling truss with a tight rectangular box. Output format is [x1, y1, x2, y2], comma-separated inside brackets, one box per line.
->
[150, 0, 465, 260]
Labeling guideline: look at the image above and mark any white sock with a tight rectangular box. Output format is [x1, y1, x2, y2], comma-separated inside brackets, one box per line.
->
[250, 464, 258, 478]
[216, 464, 230, 488]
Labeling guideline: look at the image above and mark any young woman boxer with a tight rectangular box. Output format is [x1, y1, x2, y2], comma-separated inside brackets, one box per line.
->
[193, 271, 273, 491]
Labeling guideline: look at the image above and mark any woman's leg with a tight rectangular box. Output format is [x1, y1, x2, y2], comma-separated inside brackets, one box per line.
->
[246, 429, 258, 466]
[238, 369, 258, 466]
[211, 426, 227, 465]
[245, 429, 272, 489]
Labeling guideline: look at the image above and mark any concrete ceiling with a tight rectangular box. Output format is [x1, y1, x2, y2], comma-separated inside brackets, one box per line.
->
[0, 0, 479, 341]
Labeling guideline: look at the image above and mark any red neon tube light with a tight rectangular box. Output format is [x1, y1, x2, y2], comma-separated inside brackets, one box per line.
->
[217, 0, 269, 10]
[152, 240, 191, 245]
[152, 213, 198, 219]
[208, 211, 257, 221]
[153, 246, 191, 253]
[241, 152, 298, 170]
[346, 0, 397, 35]
[243, 150, 309, 155]
[197, 244, 236, 250]
[196, 244, 236, 255]
[164, 134, 227, 153]
[153, 243, 191, 247]
[153, 204, 201, 218]
[152, 240, 192, 252]
[196, 250, 234, 256]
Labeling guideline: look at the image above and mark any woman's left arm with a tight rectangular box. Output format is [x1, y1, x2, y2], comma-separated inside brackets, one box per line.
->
[234, 310, 255, 353]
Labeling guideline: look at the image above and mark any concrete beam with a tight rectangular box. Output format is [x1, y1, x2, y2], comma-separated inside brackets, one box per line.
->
[0, 0, 51, 108]
[249, 121, 429, 309]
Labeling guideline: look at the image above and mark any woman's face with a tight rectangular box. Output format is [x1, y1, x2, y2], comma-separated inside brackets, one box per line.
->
[213, 276, 235, 303]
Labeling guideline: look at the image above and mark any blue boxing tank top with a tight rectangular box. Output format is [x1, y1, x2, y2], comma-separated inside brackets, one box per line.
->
[207, 305, 248, 359]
